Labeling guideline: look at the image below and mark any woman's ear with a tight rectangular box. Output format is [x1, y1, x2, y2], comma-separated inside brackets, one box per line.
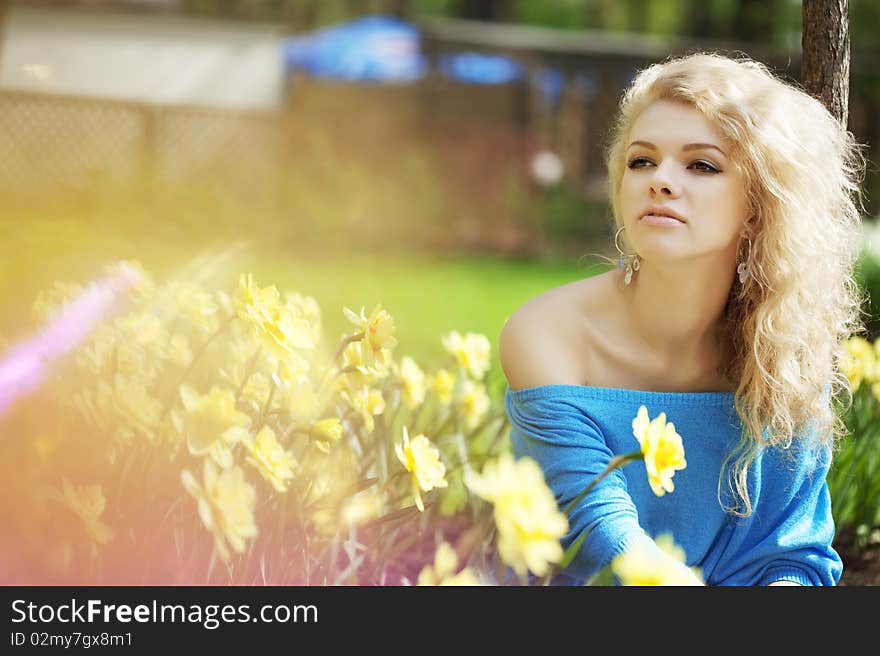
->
[740, 217, 757, 240]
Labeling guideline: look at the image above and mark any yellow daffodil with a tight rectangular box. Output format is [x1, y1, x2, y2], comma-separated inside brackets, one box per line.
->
[340, 489, 383, 526]
[430, 368, 456, 405]
[77, 375, 161, 446]
[235, 273, 280, 322]
[74, 382, 115, 435]
[244, 426, 297, 493]
[342, 304, 398, 370]
[611, 533, 703, 586]
[218, 333, 265, 390]
[284, 375, 323, 426]
[458, 378, 490, 430]
[61, 478, 113, 545]
[341, 385, 385, 433]
[76, 324, 116, 376]
[260, 306, 316, 363]
[464, 453, 568, 578]
[31, 281, 84, 326]
[168, 334, 193, 367]
[181, 461, 257, 561]
[103, 259, 153, 306]
[302, 448, 359, 536]
[341, 340, 389, 379]
[631, 405, 687, 497]
[171, 281, 220, 334]
[285, 291, 323, 347]
[275, 356, 312, 389]
[235, 274, 315, 362]
[395, 426, 448, 512]
[241, 372, 273, 412]
[442, 330, 491, 380]
[842, 336, 876, 391]
[113, 313, 170, 382]
[418, 542, 481, 586]
[310, 417, 343, 453]
[111, 374, 163, 444]
[441, 568, 481, 585]
[398, 356, 427, 409]
[178, 384, 251, 469]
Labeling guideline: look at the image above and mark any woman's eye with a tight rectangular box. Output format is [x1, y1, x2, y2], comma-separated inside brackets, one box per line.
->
[691, 160, 720, 173]
[626, 157, 720, 173]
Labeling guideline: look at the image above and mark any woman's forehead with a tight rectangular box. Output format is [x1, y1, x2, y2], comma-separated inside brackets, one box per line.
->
[629, 99, 726, 147]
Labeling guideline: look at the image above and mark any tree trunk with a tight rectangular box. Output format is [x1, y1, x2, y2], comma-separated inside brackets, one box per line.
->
[801, 0, 850, 126]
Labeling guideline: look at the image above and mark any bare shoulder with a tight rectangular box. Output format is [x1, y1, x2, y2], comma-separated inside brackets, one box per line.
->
[499, 275, 608, 391]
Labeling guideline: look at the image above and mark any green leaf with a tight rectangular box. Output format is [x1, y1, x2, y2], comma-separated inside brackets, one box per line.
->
[561, 451, 643, 516]
[560, 527, 591, 569]
[439, 470, 468, 516]
[302, 477, 379, 512]
[362, 504, 421, 528]
[585, 564, 617, 587]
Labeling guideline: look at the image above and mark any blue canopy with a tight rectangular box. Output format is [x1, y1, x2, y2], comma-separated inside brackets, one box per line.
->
[283, 16, 528, 87]
[438, 52, 524, 85]
[283, 15, 427, 83]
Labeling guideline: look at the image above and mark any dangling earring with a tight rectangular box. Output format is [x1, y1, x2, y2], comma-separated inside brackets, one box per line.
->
[615, 225, 640, 285]
[737, 237, 752, 284]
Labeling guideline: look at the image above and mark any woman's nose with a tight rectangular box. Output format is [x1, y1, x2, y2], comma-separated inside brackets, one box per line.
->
[649, 162, 681, 197]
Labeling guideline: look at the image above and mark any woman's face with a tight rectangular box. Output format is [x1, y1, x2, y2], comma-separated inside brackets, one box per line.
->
[618, 99, 751, 266]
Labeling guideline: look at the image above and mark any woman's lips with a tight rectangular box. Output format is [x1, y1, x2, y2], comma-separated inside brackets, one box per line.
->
[639, 214, 686, 227]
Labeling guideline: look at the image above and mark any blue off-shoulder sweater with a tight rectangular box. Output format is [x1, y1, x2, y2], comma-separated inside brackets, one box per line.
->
[507, 384, 843, 586]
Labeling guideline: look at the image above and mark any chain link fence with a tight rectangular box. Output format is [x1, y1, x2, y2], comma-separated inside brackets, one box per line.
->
[0, 90, 284, 202]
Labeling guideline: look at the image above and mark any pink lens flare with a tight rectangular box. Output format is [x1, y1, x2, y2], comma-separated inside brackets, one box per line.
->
[0, 262, 142, 417]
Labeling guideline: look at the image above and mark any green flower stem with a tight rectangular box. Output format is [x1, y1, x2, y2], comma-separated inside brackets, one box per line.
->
[378, 424, 391, 499]
[160, 315, 235, 419]
[561, 451, 644, 517]
[317, 332, 364, 391]
[413, 400, 442, 437]
[301, 477, 381, 514]
[234, 345, 263, 403]
[444, 450, 503, 481]
[360, 504, 421, 530]
[536, 451, 643, 585]
[432, 411, 456, 440]
[381, 531, 421, 566]
[408, 403, 424, 434]
[259, 368, 278, 424]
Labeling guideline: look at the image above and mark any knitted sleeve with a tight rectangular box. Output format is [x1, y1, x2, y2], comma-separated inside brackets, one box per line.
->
[709, 440, 843, 586]
[506, 389, 660, 582]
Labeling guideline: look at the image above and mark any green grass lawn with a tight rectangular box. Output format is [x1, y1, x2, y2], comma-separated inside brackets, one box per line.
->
[1, 215, 611, 398]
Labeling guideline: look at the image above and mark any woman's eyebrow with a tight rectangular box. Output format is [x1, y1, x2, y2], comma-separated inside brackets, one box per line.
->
[627, 140, 727, 156]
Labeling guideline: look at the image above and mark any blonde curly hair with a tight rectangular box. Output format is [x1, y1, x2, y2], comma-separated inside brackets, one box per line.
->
[604, 52, 869, 516]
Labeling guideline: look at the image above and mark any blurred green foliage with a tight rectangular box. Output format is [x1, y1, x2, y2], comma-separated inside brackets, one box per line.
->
[855, 248, 880, 340]
[177, 0, 879, 51]
[539, 186, 612, 248]
[829, 382, 880, 554]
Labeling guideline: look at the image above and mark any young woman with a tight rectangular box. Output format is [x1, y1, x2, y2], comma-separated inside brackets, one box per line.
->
[500, 52, 867, 585]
